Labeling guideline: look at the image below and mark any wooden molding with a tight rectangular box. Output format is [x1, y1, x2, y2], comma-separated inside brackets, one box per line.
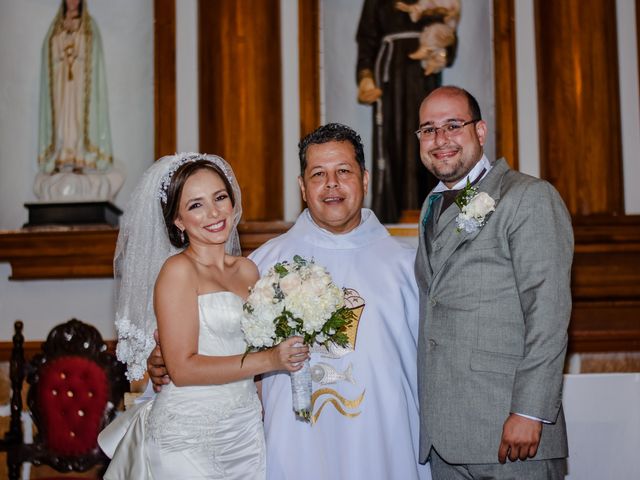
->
[570, 301, 640, 352]
[0, 227, 119, 280]
[534, 0, 624, 216]
[153, 0, 177, 159]
[298, 0, 321, 137]
[198, 0, 284, 221]
[0, 222, 292, 280]
[238, 221, 293, 256]
[493, 0, 519, 170]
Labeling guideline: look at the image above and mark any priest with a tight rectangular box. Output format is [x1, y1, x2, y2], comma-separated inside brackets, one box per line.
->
[251, 123, 428, 479]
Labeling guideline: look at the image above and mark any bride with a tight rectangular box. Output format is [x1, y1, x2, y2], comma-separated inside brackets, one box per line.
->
[99, 153, 308, 479]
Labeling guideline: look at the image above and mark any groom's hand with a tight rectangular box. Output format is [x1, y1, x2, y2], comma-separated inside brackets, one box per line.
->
[147, 329, 170, 392]
[498, 413, 542, 463]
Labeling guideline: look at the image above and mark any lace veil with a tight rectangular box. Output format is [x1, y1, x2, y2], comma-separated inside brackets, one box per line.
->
[114, 152, 243, 380]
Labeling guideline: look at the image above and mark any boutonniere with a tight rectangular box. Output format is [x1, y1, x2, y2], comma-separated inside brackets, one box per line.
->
[454, 179, 496, 233]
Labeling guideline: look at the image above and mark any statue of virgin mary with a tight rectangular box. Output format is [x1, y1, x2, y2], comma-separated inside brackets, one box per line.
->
[35, 0, 123, 203]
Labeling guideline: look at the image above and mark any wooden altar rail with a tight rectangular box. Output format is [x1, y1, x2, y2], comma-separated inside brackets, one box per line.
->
[0, 217, 639, 353]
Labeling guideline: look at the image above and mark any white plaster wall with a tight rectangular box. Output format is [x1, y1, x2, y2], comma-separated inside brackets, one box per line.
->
[176, 0, 199, 153]
[515, 0, 541, 178]
[616, 0, 640, 214]
[0, 0, 153, 341]
[281, 0, 303, 221]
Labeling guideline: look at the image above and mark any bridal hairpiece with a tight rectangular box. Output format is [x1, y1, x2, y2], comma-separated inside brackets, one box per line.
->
[157, 152, 237, 204]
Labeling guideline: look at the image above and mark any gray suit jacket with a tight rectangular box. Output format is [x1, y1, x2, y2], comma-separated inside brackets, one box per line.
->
[415, 159, 572, 464]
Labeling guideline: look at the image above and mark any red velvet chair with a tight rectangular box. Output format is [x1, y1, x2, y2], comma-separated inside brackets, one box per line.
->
[1, 319, 129, 480]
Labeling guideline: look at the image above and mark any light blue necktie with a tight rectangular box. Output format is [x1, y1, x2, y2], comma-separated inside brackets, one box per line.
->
[421, 192, 442, 230]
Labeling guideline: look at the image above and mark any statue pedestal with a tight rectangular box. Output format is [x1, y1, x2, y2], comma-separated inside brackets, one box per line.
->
[24, 202, 123, 227]
[29, 165, 125, 227]
[33, 167, 125, 203]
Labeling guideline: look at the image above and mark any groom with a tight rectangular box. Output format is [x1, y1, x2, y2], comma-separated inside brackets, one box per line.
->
[149, 123, 430, 479]
[415, 86, 572, 479]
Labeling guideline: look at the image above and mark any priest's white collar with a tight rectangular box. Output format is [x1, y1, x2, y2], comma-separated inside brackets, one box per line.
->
[292, 208, 389, 249]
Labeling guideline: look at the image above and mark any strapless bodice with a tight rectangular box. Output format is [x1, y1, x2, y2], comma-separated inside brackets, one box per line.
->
[147, 292, 260, 450]
[197, 291, 248, 357]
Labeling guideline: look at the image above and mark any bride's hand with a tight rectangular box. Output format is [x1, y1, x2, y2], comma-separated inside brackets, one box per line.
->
[270, 336, 310, 372]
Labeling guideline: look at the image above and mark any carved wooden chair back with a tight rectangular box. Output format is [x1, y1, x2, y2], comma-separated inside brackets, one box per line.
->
[2, 319, 129, 480]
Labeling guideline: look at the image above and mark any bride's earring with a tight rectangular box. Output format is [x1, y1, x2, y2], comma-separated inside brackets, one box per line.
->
[179, 229, 185, 243]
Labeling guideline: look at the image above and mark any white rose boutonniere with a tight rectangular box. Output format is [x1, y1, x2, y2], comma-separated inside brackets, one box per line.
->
[454, 180, 496, 233]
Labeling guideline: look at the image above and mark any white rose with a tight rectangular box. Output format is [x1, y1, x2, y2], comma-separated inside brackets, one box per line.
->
[309, 263, 327, 277]
[464, 192, 495, 218]
[241, 312, 276, 348]
[280, 271, 302, 295]
[250, 277, 276, 306]
[304, 275, 330, 297]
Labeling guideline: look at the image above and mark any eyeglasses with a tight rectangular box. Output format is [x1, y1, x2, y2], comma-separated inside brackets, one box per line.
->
[414, 120, 479, 141]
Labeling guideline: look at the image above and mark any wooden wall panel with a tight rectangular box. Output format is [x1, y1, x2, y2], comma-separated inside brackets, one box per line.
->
[154, 0, 176, 159]
[534, 0, 624, 216]
[298, 0, 321, 137]
[493, 0, 518, 170]
[198, 0, 283, 221]
[570, 216, 640, 352]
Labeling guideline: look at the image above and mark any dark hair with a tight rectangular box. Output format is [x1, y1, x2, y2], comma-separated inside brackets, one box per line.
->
[298, 123, 365, 175]
[161, 160, 235, 248]
[461, 88, 482, 121]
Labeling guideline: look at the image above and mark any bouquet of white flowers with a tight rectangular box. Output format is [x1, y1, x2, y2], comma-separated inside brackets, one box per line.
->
[242, 255, 354, 421]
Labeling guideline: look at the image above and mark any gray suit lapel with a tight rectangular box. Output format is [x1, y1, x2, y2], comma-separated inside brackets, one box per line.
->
[430, 159, 509, 281]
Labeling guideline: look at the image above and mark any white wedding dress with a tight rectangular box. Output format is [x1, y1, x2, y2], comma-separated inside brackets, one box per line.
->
[99, 292, 266, 479]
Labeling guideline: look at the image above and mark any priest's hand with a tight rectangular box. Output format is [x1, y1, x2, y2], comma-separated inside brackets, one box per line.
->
[358, 77, 382, 104]
[498, 413, 542, 463]
[147, 329, 170, 392]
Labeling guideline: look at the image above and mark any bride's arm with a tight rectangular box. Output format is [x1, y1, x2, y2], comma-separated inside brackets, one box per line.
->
[154, 256, 308, 387]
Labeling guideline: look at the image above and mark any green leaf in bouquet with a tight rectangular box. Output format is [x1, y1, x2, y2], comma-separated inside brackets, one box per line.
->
[331, 332, 350, 347]
[274, 263, 289, 277]
[273, 282, 285, 301]
[293, 255, 308, 266]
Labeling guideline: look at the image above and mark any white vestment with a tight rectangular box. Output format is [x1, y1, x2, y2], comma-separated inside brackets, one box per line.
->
[250, 209, 431, 480]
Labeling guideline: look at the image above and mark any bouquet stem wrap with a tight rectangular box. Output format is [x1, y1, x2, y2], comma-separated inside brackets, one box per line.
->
[290, 356, 312, 421]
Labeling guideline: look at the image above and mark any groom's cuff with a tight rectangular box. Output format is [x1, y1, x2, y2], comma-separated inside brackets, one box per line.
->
[514, 412, 551, 424]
